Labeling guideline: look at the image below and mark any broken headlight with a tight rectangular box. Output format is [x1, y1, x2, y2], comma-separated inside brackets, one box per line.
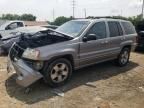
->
[22, 48, 40, 60]
[33, 61, 44, 70]
[24, 60, 44, 71]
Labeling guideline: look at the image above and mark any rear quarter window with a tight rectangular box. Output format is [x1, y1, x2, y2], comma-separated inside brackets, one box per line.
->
[121, 22, 136, 35]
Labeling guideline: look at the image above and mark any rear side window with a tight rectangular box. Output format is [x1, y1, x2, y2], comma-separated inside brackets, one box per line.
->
[117, 22, 123, 36]
[88, 22, 106, 39]
[121, 22, 136, 35]
[108, 22, 121, 37]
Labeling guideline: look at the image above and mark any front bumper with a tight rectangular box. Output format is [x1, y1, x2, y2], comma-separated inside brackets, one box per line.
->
[7, 58, 43, 87]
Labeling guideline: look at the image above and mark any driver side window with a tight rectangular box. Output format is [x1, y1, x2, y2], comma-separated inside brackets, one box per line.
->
[6, 23, 18, 30]
[87, 22, 106, 39]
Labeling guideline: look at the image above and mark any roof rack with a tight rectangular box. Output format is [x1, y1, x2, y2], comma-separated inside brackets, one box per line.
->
[86, 16, 128, 20]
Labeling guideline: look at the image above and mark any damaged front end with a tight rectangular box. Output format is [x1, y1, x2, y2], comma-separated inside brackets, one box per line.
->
[8, 29, 73, 87]
[8, 43, 44, 87]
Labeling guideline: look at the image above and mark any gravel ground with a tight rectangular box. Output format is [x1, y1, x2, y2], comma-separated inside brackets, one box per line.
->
[0, 52, 144, 108]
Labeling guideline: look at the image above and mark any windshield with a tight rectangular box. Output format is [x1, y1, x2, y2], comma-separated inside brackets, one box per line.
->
[56, 21, 90, 37]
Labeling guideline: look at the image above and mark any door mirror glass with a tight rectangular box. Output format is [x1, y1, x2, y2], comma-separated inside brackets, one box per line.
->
[83, 34, 97, 42]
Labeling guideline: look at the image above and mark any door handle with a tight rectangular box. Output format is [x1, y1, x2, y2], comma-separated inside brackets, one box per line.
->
[101, 41, 109, 44]
[105, 41, 108, 43]
[121, 37, 126, 40]
[101, 42, 105, 44]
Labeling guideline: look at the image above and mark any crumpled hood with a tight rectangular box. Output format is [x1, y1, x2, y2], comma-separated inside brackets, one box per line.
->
[17, 29, 73, 49]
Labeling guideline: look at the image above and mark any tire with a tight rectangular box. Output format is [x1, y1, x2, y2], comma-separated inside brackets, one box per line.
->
[116, 47, 130, 67]
[42, 58, 72, 87]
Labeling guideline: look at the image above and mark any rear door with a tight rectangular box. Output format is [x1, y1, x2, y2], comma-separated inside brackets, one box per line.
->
[106, 21, 124, 56]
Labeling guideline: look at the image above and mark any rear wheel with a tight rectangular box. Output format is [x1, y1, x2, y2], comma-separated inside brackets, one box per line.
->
[42, 58, 72, 87]
[116, 47, 130, 67]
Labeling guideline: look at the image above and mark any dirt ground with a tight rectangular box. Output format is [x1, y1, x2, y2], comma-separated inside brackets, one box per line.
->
[0, 52, 144, 108]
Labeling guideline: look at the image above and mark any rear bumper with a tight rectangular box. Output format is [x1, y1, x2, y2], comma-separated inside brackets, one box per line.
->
[7, 58, 43, 87]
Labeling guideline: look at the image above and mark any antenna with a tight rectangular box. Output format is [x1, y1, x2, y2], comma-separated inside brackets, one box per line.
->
[72, 0, 76, 18]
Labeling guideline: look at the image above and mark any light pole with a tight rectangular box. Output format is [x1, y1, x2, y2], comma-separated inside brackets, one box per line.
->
[84, 8, 87, 18]
[53, 9, 55, 21]
[72, 0, 76, 19]
[142, 0, 144, 19]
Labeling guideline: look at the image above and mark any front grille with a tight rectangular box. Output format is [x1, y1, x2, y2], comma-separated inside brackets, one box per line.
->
[9, 43, 25, 62]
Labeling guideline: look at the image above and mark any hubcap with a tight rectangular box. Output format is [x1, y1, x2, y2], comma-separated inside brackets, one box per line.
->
[50, 63, 69, 83]
[120, 51, 129, 64]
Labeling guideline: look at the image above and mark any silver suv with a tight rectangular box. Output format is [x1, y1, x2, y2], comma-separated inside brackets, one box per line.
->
[8, 19, 137, 87]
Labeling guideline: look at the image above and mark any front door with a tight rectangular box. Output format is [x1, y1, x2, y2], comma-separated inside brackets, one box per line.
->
[79, 21, 109, 67]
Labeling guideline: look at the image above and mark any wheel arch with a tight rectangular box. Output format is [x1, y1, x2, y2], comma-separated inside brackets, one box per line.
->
[44, 54, 74, 69]
[122, 45, 132, 51]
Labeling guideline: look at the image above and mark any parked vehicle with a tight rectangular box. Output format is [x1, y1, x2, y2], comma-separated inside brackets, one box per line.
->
[0, 26, 48, 55]
[8, 19, 137, 87]
[0, 20, 25, 37]
[136, 31, 144, 50]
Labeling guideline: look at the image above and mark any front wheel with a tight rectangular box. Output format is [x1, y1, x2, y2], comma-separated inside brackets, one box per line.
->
[42, 58, 72, 87]
[116, 47, 130, 67]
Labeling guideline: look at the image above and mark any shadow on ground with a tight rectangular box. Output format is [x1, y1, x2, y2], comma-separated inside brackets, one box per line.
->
[5, 61, 138, 104]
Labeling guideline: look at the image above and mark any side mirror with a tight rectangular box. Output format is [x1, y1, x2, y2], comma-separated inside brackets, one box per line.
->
[83, 34, 97, 42]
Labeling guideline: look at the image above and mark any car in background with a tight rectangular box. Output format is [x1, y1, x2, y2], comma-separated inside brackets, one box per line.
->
[136, 31, 144, 51]
[0, 26, 48, 55]
[0, 20, 25, 37]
